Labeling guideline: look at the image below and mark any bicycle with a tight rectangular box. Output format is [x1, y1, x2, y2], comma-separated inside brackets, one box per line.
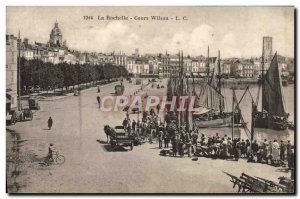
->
[43, 151, 66, 166]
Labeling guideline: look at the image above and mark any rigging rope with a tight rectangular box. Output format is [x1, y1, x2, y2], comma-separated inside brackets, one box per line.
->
[233, 90, 251, 139]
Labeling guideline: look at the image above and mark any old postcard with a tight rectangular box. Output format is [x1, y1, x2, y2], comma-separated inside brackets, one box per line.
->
[6, 6, 295, 194]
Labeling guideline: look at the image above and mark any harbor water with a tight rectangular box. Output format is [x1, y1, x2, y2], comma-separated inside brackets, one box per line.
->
[193, 84, 295, 144]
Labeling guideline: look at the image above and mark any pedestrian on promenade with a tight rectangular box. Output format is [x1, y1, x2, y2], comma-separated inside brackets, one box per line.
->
[172, 136, 179, 157]
[246, 139, 251, 158]
[235, 138, 241, 161]
[241, 139, 246, 158]
[127, 125, 131, 135]
[132, 120, 136, 133]
[178, 139, 184, 158]
[272, 140, 280, 162]
[186, 133, 192, 158]
[280, 140, 286, 161]
[48, 117, 53, 130]
[164, 132, 170, 148]
[97, 95, 101, 108]
[288, 146, 294, 169]
[251, 140, 259, 155]
[158, 131, 164, 149]
[287, 140, 291, 157]
[156, 104, 160, 114]
[192, 130, 198, 154]
[97, 86, 100, 93]
[122, 118, 128, 131]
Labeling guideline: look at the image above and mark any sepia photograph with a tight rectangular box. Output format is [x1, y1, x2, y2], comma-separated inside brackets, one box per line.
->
[5, 6, 295, 194]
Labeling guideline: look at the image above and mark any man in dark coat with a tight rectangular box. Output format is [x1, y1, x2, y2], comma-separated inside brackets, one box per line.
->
[192, 131, 199, 154]
[172, 136, 179, 157]
[132, 120, 136, 133]
[48, 117, 53, 130]
[122, 118, 128, 131]
[164, 132, 170, 148]
[156, 104, 161, 114]
[97, 96, 101, 108]
[288, 146, 294, 170]
[280, 140, 286, 161]
[178, 139, 185, 158]
[251, 140, 259, 155]
[158, 131, 164, 149]
[287, 140, 292, 158]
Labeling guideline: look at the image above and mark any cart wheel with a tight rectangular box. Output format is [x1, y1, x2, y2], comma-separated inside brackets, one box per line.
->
[130, 142, 133, 150]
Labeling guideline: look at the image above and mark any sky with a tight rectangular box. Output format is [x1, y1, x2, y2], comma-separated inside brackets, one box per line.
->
[6, 6, 294, 58]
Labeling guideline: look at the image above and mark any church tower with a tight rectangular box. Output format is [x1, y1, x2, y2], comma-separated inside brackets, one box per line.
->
[49, 20, 63, 47]
[263, 36, 272, 62]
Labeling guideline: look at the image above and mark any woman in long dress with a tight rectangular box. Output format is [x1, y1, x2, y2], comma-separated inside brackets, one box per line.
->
[272, 140, 280, 161]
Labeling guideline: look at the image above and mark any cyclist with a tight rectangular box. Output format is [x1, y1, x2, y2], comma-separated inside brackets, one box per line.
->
[45, 143, 55, 165]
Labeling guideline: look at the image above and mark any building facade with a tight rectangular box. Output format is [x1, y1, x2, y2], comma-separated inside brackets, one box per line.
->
[6, 35, 18, 110]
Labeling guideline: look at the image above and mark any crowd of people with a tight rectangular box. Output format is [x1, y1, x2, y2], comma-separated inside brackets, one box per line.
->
[120, 109, 294, 170]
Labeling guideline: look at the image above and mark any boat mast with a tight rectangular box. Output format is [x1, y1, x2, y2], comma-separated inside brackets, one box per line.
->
[250, 99, 256, 151]
[17, 31, 22, 111]
[231, 89, 235, 140]
[217, 50, 223, 114]
[182, 51, 189, 132]
[206, 46, 210, 82]
[261, 44, 265, 113]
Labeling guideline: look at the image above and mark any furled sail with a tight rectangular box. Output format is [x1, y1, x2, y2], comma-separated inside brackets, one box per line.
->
[262, 53, 287, 117]
[195, 84, 225, 112]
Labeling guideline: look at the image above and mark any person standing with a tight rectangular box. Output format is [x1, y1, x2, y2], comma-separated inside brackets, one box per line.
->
[178, 138, 184, 158]
[158, 131, 164, 149]
[288, 146, 294, 170]
[156, 103, 161, 114]
[280, 140, 286, 161]
[235, 138, 241, 161]
[127, 125, 132, 135]
[185, 132, 192, 157]
[251, 140, 259, 155]
[48, 117, 53, 130]
[192, 131, 198, 154]
[172, 136, 179, 157]
[246, 139, 251, 158]
[287, 140, 292, 158]
[272, 139, 280, 162]
[164, 132, 169, 148]
[122, 118, 128, 131]
[132, 120, 136, 134]
[97, 95, 101, 108]
[241, 139, 246, 158]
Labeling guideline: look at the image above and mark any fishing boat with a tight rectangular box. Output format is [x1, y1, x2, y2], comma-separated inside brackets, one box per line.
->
[192, 49, 243, 128]
[254, 52, 290, 130]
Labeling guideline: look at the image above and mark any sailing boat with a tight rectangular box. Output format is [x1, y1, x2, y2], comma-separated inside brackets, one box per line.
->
[254, 52, 289, 130]
[192, 49, 242, 128]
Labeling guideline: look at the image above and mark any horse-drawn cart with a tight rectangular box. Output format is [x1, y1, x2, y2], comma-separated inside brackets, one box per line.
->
[104, 125, 135, 151]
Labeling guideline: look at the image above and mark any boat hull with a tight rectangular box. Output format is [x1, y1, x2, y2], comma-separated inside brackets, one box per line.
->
[193, 114, 243, 128]
[254, 113, 288, 130]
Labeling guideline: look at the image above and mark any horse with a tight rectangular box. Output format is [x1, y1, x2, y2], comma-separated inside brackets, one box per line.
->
[104, 125, 116, 143]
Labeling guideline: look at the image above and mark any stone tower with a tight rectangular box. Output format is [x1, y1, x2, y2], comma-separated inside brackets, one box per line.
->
[263, 36, 272, 61]
[49, 21, 63, 47]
